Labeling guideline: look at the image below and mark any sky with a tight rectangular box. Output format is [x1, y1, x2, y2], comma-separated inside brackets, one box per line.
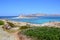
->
[0, 0, 60, 16]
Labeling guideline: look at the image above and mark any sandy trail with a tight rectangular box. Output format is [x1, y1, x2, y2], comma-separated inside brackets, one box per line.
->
[0, 26, 20, 40]
[12, 31, 20, 40]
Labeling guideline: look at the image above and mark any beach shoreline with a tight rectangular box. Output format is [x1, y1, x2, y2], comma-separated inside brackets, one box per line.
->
[0, 19, 60, 28]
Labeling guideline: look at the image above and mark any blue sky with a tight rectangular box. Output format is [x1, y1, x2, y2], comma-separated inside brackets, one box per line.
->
[0, 0, 60, 16]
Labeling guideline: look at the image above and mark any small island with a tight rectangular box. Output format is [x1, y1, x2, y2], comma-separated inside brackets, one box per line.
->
[18, 13, 60, 19]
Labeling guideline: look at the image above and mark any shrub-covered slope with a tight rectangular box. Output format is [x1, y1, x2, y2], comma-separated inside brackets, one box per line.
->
[20, 27, 60, 40]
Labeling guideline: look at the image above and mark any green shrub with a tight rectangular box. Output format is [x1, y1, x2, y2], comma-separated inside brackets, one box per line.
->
[0, 20, 4, 25]
[19, 26, 31, 30]
[7, 22, 15, 27]
[20, 27, 60, 40]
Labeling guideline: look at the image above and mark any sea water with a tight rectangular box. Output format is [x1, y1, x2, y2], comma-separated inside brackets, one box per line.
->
[0, 16, 60, 24]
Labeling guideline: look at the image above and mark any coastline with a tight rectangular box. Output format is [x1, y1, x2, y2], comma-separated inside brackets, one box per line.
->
[0, 19, 60, 40]
[0, 19, 60, 28]
[0, 19, 41, 26]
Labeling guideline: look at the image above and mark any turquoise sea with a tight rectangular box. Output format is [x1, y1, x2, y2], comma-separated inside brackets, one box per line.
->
[0, 16, 60, 24]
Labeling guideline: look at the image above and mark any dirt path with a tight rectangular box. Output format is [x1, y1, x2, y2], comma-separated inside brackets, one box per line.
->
[0, 25, 31, 40]
[12, 31, 20, 40]
[0, 26, 20, 40]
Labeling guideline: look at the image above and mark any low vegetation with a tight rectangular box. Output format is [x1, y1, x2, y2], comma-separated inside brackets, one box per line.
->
[19, 25, 31, 30]
[20, 27, 60, 40]
[0, 20, 4, 25]
[7, 22, 16, 27]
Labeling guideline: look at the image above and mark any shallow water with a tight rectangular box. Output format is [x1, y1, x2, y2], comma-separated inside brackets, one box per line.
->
[0, 16, 60, 24]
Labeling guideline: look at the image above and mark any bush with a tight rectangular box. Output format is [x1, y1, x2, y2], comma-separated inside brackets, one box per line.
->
[7, 22, 15, 27]
[20, 27, 60, 40]
[19, 26, 31, 30]
[0, 20, 4, 25]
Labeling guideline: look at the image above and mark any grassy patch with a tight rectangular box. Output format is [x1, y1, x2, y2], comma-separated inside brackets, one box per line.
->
[0, 20, 4, 25]
[19, 26, 31, 30]
[7, 22, 16, 27]
[20, 27, 60, 40]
